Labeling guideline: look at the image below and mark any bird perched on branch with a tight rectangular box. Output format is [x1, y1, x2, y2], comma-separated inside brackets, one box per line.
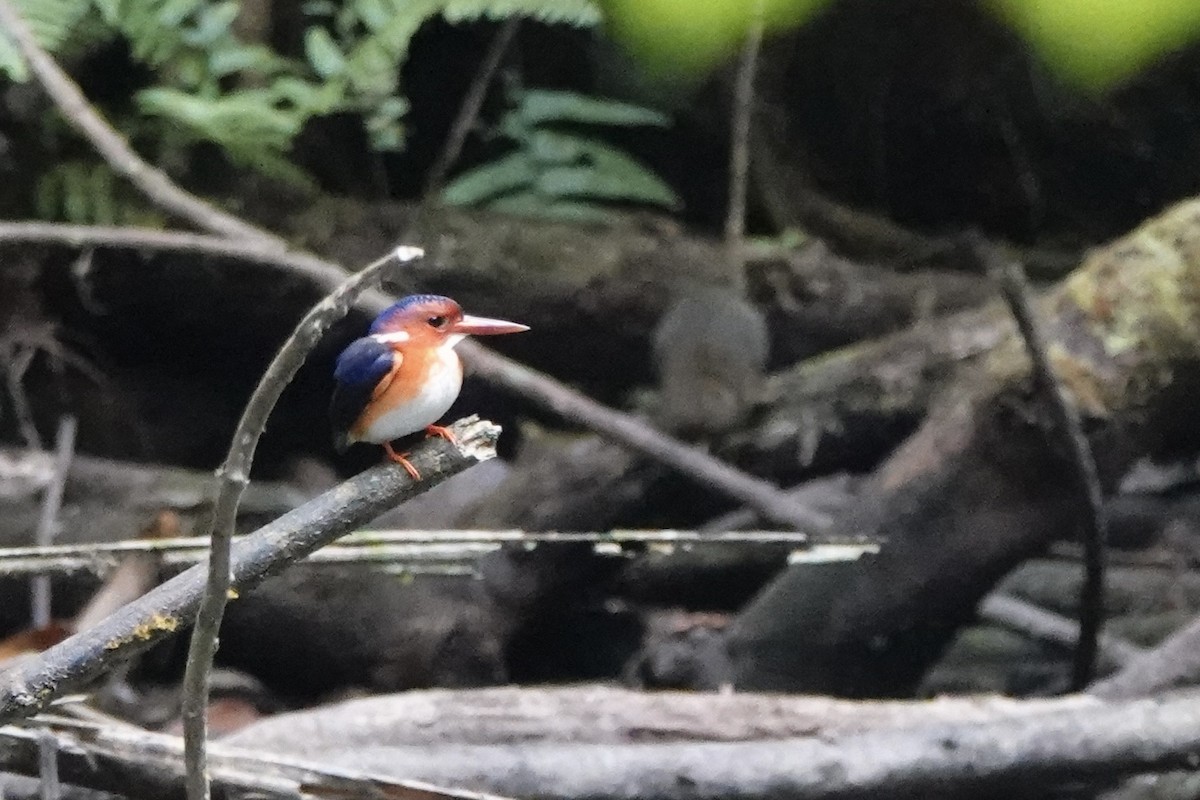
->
[330, 294, 528, 479]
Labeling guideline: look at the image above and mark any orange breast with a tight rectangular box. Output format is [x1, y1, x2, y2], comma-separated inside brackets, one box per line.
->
[350, 345, 463, 442]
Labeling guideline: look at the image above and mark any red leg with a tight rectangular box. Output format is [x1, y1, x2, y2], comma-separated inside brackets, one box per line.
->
[382, 441, 421, 480]
[425, 424, 458, 445]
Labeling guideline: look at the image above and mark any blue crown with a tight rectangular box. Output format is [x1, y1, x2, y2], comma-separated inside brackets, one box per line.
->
[369, 294, 451, 334]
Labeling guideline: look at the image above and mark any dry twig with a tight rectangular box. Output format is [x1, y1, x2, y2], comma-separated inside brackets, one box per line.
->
[0, 529, 876, 579]
[985, 249, 1108, 689]
[1091, 604, 1200, 698]
[723, 0, 764, 296]
[219, 685, 1200, 800]
[181, 245, 423, 800]
[423, 18, 520, 197]
[979, 593, 1142, 670]
[0, 415, 499, 724]
[30, 417, 76, 630]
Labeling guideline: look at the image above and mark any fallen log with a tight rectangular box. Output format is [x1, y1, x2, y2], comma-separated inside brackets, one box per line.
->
[728, 197, 1200, 695]
[222, 684, 1200, 800]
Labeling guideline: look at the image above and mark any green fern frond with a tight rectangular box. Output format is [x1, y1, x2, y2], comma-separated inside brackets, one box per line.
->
[441, 0, 600, 26]
[442, 151, 536, 205]
[0, 0, 93, 81]
[486, 190, 617, 223]
[514, 88, 670, 128]
[333, 0, 601, 149]
[442, 86, 678, 220]
[535, 138, 680, 209]
[136, 85, 331, 185]
[34, 159, 156, 225]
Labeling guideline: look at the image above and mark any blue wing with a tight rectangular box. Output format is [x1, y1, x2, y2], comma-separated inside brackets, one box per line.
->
[329, 337, 397, 451]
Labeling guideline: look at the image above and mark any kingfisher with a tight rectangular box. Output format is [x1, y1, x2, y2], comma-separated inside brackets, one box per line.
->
[330, 294, 528, 479]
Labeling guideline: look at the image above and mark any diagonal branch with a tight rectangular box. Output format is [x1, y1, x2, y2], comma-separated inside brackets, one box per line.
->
[423, 17, 520, 198]
[0, 415, 499, 724]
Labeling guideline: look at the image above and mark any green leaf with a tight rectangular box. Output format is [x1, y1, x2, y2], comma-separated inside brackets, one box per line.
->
[92, 0, 123, 26]
[525, 129, 586, 165]
[487, 190, 617, 223]
[515, 88, 670, 128]
[138, 87, 302, 147]
[208, 43, 291, 78]
[0, 0, 93, 81]
[355, 0, 400, 32]
[365, 96, 410, 151]
[441, 0, 601, 26]
[183, 1, 240, 47]
[136, 86, 321, 186]
[535, 138, 680, 209]
[156, 0, 203, 28]
[304, 26, 346, 79]
[442, 151, 536, 206]
[0, 30, 27, 82]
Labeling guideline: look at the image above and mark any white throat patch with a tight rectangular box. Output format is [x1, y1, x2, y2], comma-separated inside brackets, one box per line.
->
[371, 331, 411, 345]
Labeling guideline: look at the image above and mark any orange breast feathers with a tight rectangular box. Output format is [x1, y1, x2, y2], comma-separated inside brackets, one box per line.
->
[349, 344, 464, 443]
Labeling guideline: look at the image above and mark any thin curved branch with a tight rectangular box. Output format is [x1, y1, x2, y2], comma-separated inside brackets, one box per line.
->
[985, 249, 1108, 690]
[180, 245, 422, 800]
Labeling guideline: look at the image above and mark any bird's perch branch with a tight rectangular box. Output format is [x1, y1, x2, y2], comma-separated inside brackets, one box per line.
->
[0, 415, 499, 723]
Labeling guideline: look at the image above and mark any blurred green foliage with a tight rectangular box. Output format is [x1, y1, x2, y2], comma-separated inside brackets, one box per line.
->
[598, 0, 1200, 93]
[598, 0, 833, 81]
[441, 86, 679, 222]
[0, 0, 600, 221]
[987, 0, 1200, 91]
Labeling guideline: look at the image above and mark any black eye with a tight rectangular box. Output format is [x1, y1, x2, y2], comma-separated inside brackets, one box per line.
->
[427, 315, 447, 328]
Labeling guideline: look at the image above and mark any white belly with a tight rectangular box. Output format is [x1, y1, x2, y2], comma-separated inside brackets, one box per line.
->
[357, 351, 463, 443]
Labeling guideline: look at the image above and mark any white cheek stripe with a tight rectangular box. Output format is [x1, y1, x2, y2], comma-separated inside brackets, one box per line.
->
[371, 331, 410, 344]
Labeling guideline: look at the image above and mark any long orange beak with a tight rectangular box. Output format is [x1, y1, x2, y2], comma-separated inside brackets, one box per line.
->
[452, 314, 530, 336]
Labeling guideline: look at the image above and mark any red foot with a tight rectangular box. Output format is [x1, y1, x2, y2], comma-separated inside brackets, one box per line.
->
[425, 424, 458, 445]
[383, 441, 421, 480]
